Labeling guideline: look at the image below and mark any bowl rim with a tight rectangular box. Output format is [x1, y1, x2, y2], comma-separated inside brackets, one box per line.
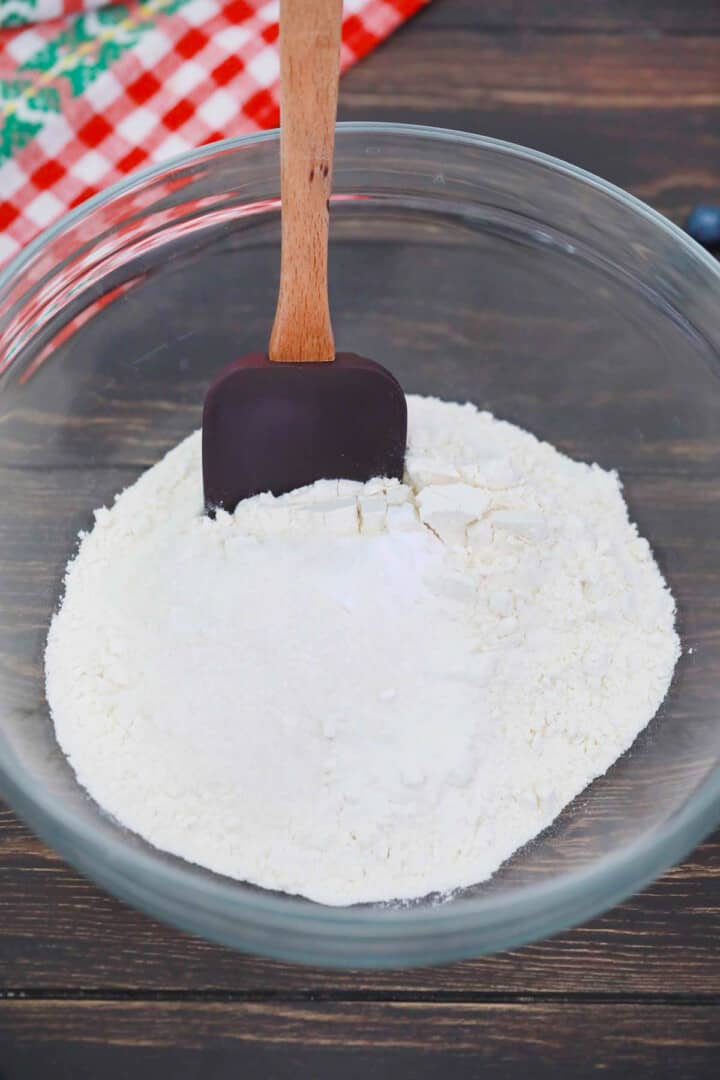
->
[4, 120, 720, 298]
[1, 121, 719, 958]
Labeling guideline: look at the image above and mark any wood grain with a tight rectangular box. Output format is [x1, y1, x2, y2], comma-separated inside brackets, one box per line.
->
[0, 1001, 718, 1079]
[338, 27, 720, 223]
[0, 801, 718, 994]
[269, 0, 341, 362]
[420, 0, 720, 32]
[344, 32, 720, 108]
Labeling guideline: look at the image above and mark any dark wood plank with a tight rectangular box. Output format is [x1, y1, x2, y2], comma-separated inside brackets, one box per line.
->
[340, 102, 718, 226]
[341, 31, 720, 108]
[0, 1001, 718, 1079]
[0, 801, 718, 994]
[420, 0, 720, 32]
[338, 30, 720, 223]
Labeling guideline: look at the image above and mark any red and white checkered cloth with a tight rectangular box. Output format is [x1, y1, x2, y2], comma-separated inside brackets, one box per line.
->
[0, 0, 428, 265]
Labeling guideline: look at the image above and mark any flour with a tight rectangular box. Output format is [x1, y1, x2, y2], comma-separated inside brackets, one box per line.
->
[45, 396, 680, 906]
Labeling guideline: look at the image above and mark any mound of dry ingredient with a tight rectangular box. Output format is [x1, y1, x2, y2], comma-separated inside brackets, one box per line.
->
[45, 396, 680, 905]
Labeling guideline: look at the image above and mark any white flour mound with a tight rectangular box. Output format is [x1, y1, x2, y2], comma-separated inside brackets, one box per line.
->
[45, 396, 680, 906]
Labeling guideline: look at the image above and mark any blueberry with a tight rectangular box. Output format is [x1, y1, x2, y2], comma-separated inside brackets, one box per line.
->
[685, 204, 720, 251]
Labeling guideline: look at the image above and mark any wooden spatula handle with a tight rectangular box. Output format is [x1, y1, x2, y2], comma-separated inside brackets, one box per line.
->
[269, 0, 342, 363]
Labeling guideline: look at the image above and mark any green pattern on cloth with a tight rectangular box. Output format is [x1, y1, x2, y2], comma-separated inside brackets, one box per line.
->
[1, 0, 194, 164]
[21, 6, 154, 96]
[0, 1, 40, 30]
[0, 77, 60, 160]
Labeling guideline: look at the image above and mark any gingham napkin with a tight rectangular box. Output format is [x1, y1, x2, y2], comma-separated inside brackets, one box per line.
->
[0, 0, 428, 264]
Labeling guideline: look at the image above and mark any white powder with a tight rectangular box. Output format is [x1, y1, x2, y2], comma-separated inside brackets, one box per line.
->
[45, 396, 680, 906]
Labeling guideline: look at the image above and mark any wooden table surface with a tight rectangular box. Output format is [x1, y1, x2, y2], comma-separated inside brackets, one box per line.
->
[1, 1, 719, 1076]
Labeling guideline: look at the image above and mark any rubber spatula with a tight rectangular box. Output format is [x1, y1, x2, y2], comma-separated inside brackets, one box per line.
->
[202, 0, 407, 514]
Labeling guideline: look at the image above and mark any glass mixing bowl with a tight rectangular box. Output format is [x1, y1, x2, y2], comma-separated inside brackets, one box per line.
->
[0, 124, 718, 968]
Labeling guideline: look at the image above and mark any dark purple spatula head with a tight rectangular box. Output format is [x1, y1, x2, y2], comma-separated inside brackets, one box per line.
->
[202, 352, 407, 513]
